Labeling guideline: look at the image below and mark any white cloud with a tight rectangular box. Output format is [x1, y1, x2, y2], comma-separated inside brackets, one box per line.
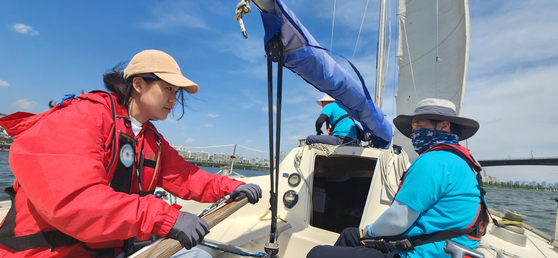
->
[207, 113, 219, 118]
[261, 105, 277, 113]
[246, 139, 253, 143]
[218, 33, 265, 64]
[288, 135, 304, 140]
[0, 79, 8, 87]
[12, 99, 37, 111]
[141, 2, 208, 30]
[205, 123, 214, 128]
[465, 63, 558, 160]
[185, 138, 196, 143]
[13, 23, 39, 36]
[468, 0, 558, 78]
[461, 0, 558, 163]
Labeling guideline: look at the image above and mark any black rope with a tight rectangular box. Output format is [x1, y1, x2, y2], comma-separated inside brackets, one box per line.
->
[264, 32, 283, 258]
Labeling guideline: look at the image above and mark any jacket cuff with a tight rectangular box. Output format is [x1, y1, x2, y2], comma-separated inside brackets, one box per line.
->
[156, 206, 180, 237]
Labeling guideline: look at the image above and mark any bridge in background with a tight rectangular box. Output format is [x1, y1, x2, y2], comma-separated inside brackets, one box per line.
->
[478, 157, 558, 167]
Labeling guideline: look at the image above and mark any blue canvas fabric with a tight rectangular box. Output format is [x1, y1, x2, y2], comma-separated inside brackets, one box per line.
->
[394, 151, 481, 257]
[321, 103, 357, 140]
[259, 0, 392, 148]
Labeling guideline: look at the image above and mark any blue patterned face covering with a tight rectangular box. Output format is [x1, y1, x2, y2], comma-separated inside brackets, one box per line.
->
[410, 128, 459, 155]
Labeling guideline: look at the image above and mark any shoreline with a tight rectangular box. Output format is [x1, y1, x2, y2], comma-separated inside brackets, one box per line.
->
[485, 185, 557, 193]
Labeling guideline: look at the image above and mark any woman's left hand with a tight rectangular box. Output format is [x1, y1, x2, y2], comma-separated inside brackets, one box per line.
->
[231, 183, 262, 204]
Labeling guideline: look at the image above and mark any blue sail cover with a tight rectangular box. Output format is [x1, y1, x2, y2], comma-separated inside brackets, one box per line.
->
[259, 0, 392, 148]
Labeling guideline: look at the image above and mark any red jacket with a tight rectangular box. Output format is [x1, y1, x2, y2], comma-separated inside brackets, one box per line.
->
[0, 92, 244, 257]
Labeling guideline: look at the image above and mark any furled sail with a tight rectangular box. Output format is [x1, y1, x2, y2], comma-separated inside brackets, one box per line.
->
[394, 0, 470, 158]
[254, 0, 393, 148]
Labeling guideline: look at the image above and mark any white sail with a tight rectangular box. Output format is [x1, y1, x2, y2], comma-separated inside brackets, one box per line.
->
[394, 0, 470, 159]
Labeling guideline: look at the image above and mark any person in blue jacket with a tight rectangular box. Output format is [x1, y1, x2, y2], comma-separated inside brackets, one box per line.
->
[305, 94, 357, 145]
[307, 98, 488, 258]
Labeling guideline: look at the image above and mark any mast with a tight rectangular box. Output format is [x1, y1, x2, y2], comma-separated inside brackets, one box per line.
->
[229, 144, 237, 173]
[374, 0, 388, 108]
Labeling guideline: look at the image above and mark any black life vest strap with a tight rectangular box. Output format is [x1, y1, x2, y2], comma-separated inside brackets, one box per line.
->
[88, 90, 118, 175]
[0, 187, 80, 251]
[362, 227, 474, 252]
[329, 114, 350, 132]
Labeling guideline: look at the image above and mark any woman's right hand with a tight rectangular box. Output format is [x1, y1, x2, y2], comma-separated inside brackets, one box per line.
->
[166, 212, 209, 249]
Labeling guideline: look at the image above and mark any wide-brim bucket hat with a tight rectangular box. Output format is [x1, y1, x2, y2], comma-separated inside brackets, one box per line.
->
[316, 93, 335, 106]
[393, 98, 479, 140]
[123, 49, 199, 94]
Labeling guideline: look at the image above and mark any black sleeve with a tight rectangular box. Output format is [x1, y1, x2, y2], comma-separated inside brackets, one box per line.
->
[315, 114, 329, 131]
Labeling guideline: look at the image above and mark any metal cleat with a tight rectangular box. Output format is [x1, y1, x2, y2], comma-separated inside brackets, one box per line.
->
[444, 241, 484, 258]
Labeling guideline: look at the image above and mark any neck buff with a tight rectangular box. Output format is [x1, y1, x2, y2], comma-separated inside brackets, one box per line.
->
[410, 128, 459, 155]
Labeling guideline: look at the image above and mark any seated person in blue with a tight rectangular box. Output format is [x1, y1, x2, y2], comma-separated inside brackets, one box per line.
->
[305, 93, 357, 145]
[307, 98, 489, 258]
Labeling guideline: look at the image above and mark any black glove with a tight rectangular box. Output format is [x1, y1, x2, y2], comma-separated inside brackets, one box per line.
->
[231, 183, 262, 204]
[166, 212, 209, 250]
[317, 129, 323, 135]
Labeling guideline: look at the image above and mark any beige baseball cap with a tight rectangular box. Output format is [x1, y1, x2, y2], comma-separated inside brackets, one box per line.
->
[123, 50, 199, 94]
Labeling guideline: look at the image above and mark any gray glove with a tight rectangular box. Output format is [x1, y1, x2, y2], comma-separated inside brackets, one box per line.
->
[231, 183, 262, 204]
[167, 211, 209, 250]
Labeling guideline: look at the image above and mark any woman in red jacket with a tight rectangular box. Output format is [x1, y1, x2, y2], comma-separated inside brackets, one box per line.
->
[0, 49, 261, 257]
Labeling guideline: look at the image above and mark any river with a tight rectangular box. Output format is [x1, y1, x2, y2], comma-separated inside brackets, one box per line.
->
[0, 151, 555, 237]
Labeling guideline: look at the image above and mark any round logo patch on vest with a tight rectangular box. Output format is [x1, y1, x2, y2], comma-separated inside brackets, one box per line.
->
[120, 144, 134, 167]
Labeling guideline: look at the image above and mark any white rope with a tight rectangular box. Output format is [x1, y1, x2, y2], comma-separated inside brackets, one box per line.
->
[180, 144, 235, 149]
[330, 0, 337, 53]
[352, 0, 370, 61]
[237, 145, 269, 154]
[177, 144, 269, 154]
[235, 0, 251, 38]
[234, 0, 251, 21]
[383, 0, 392, 89]
[476, 244, 523, 258]
[401, 21, 418, 99]
[436, 0, 439, 97]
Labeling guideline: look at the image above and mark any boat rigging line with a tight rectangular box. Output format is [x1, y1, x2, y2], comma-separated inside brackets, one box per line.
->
[177, 144, 269, 154]
[351, 0, 370, 62]
[263, 32, 284, 258]
[330, 0, 337, 53]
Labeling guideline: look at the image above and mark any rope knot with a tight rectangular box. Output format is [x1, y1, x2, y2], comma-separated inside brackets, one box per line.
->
[235, 0, 251, 21]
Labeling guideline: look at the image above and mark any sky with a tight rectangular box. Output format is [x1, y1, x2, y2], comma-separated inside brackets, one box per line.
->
[0, 0, 557, 183]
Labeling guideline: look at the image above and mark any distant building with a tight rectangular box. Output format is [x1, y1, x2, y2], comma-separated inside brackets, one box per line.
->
[191, 151, 210, 161]
[213, 153, 240, 163]
[242, 157, 254, 164]
[170, 144, 189, 157]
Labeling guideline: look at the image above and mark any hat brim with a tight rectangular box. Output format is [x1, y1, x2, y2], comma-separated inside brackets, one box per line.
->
[155, 72, 199, 94]
[393, 114, 479, 140]
[316, 100, 335, 106]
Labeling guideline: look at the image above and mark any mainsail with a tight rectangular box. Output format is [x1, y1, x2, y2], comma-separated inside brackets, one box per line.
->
[254, 0, 393, 148]
[394, 0, 470, 158]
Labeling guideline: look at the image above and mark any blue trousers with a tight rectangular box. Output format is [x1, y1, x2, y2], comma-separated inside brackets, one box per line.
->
[305, 135, 354, 145]
[307, 228, 401, 258]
